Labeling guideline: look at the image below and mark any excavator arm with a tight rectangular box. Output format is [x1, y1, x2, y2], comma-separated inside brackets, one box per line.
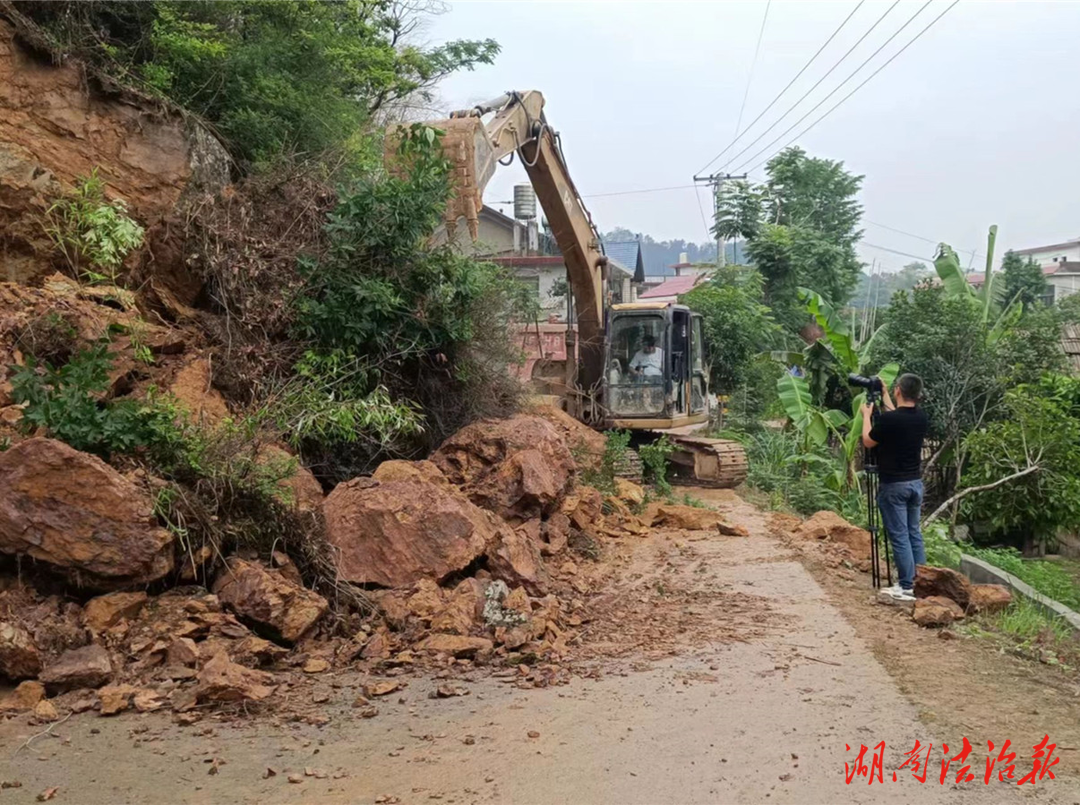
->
[419, 91, 609, 399]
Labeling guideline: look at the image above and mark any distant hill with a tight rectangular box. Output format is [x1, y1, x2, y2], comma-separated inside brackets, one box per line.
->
[602, 228, 747, 276]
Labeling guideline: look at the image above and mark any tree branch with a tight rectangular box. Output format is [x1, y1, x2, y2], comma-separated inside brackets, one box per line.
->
[922, 464, 1041, 528]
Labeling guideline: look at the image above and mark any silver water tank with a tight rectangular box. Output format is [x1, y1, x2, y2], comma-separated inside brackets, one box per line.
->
[513, 184, 537, 220]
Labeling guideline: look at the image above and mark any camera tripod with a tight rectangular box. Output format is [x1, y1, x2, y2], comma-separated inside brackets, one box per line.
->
[864, 401, 893, 590]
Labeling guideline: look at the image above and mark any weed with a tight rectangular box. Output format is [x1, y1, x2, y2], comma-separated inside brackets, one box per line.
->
[923, 521, 962, 568]
[580, 430, 632, 497]
[639, 436, 675, 497]
[14, 312, 80, 368]
[44, 170, 144, 284]
[966, 546, 1080, 609]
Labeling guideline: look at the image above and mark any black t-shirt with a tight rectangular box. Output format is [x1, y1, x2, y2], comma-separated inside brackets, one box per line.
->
[869, 406, 928, 483]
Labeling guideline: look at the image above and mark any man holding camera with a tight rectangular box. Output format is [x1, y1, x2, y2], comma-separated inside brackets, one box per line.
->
[861, 374, 928, 602]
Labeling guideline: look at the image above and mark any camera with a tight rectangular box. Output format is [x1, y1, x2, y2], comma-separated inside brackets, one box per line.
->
[847, 373, 883, 392]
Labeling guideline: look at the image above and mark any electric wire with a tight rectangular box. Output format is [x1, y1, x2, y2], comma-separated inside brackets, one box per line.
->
[733, 0, 773, 142]
[697, 0, 865, 175]
[705, 0, 901, 176]
[725, 0, 932, 175]
[739, 0, 961, 175]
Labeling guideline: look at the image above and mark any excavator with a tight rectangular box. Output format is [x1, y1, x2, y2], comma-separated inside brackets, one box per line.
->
[403, 90, 747, 488]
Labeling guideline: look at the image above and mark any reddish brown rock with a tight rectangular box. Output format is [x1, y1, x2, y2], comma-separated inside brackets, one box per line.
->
[0, 439, 174, 588]
[614, 479, 645, 506]
[0, 680, 45, 712]
[528, 405, 606, 471]
[488, 525, 548, 596]
[323, 477, 495, 588]
[651, 505, 724, 531]
[793, 511, 871, 555]
[914, 565, 973, 610]
[912, 596, 965, 628]
[212, 558, 328, 646]
[565, 486, 604, 539]
[415, 634, 493, 658]
[168, 357, 230, 426]
[372, 460, 448, 487]
[194, 652, 275, 704]
[432, 415, 576, 519]
[39, 644, 113, 692]
[82, 592, 149, 634]
[430, 579, 486, 635]
[166, 637, 199, 668]
[0, 621, 41, 680]
[97, 684, 137, 716]
[258, 445, 323, 514]
[967, 584, 1012, 615]
[541, 513, 570, 556]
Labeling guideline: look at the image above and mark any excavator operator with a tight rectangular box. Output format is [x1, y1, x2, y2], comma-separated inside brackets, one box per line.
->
[629, 335, 664, 381]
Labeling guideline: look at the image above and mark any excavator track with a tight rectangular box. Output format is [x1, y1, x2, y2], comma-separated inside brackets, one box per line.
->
[661, 434, 748, 489]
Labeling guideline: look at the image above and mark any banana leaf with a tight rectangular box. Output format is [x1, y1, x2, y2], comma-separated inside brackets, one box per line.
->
[981, 224, 998, 324]
[933, 243, 973, 299]
[776, 371, 826, 445]
[842, 362, 899, 461]
[798, 287, 859, 373]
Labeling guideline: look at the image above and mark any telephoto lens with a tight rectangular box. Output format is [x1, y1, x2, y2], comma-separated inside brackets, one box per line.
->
[847, 373, 882, 392]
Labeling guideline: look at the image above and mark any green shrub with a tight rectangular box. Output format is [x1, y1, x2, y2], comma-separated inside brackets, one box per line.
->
[580, 430, 631, 497]
[44, 171, 144, 284]
[639, 436, 675, 498]
[922, 521, 962, 568]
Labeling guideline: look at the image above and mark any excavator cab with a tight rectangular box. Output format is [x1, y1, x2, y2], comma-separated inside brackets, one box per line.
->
[603, 303, 709, 429]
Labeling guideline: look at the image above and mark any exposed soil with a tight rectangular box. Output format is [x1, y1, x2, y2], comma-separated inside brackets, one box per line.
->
[0, 490, 1076, 804]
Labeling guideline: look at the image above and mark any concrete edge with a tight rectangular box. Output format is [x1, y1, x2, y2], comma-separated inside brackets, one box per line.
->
[960, 554, 1080, 632]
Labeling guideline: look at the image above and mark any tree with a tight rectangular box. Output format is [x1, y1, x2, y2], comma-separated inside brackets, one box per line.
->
[680, 265, 777, 394]
[851, 261, 932, 309]
[763, 147, 863, 248]
[19, 1, 499, 166]
[712, 180, 762, 243]
[1001, 250, 1048, 308]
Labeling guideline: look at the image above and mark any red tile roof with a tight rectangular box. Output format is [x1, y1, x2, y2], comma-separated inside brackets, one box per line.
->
[639, 275, 702, 298]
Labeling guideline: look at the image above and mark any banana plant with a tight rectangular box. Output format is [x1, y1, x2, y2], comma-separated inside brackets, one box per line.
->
[933, 224, 1020, 342]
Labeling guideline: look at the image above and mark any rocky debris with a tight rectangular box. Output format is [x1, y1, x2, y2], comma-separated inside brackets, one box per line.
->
[167, 357, 230, 426]
[430, 579, 486, 636]
[967, 584, 1013, 615]
[717, 522, 750, 537]
[372, 460, 449, 487]
[97, 684, 137, 716]
[793, 511, 870, 555]
[167, 638, 200, 667]
[528, 405, 607, 471]
[82, 592, 149, 635]
[39, 644, 113, 692]
[482, 581, 528, 629]
[0, 680, 45, 713]
[914, 565, 972, 610]
[614, 479, 645, 506]
[0, 438, 174, 588]
[257, 445, 324, 514]
[0, 622, 42, 680]
[194, 652, 275, 704]
[432, 414, 577, 520]
[212, 558, 328, 646]
[648, 504, 725, 531]
[323, 477, 495, 588]
[33, 698, 59, 722]
[541, 513, 570, 556]
[913, 596, 966, 628]
[564, 487, 604, 539]
[415, 634, 493, 658]
[488, 524, 548, 595]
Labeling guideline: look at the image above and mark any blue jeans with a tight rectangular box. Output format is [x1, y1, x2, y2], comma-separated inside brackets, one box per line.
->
[877, 480, 926, 590]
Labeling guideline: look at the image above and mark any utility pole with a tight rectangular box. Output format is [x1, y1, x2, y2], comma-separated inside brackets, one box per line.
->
[694, 172, 747, 267]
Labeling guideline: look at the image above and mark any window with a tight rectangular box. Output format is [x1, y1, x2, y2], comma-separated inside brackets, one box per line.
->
[606, 314, 666, 416]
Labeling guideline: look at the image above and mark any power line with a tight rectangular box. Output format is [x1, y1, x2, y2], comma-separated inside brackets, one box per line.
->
[693, 185, 713, 243]
[697, 0, 865, 176]
[860, 241, 935, 262]
[864, 218, 983, 259]
[707, 1, 901, 176]
[733, 0, 772, 141]
[740, 0, 961, 175]
[581, 183, 697, 199]
[728, 0, 934, 175]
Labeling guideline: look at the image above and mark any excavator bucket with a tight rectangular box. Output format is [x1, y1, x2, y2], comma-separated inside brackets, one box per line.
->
[385, 117, 493, 240]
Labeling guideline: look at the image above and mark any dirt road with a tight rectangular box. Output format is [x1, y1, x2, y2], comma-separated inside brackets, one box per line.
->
[0, 493, 1073, 804]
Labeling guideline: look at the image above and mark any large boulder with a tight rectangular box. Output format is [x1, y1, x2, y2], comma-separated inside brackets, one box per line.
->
[528, 405, 607, 471]
[793, 511, 871, 555]
[212, 557, 328, 645]
[372, 459, 449, 487]
[0, 622, 41, 680]
[649, 504, 725, 531]
[915, 565, 972, 610]
[913, 596, 965, 628]
[39, 644, 113, 692]
[488, 524, 548, 596]
[432, 415, 576, 520]
[967, 584, 1012, 615]
[323, 477, 497, 589]
[0, 438, 174, 588]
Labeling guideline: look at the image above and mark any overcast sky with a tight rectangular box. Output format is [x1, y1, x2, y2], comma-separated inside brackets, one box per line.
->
[423, 0, 1080, 272]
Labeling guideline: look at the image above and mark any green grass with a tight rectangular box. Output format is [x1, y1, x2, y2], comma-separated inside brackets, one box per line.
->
[986, 597, 1074, 642]
[966, 546, 1080, 609]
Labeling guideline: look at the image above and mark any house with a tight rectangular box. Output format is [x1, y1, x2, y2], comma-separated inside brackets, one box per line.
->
[637, 273, 705, 305]
[1010, 238, 1080, 302]
[1013, 237, 1080, 268]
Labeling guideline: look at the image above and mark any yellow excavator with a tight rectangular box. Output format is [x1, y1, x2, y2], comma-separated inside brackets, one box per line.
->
[407, 90, 747, 488]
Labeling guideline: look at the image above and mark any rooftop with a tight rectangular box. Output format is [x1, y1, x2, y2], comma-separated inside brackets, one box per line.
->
[1014, 238, 1080, 256]
[638, 275, 703, 299]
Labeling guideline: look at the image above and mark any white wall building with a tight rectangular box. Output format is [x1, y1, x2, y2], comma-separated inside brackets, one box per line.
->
[1013, 237, 1080, 302]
